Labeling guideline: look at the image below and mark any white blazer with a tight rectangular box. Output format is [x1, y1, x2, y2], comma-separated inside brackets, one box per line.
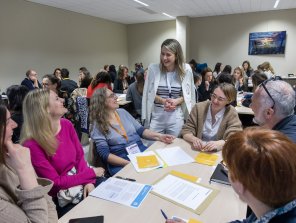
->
[142, 63, 196, 127]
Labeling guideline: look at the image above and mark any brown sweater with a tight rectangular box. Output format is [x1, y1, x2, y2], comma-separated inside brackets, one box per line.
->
[181, 101, 242, 140]
[0, 164, 58, 223]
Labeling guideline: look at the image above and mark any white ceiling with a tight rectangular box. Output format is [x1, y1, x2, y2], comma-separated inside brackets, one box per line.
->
[26, 0, 296, 24]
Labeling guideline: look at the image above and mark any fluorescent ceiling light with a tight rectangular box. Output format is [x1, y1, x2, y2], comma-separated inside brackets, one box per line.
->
[162, 12, 174, 18]
[134, 0, 149, 7]
[274, 0, 280, 8]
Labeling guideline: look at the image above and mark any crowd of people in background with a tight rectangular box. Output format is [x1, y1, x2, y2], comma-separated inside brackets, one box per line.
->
[1, 38, 296, 222]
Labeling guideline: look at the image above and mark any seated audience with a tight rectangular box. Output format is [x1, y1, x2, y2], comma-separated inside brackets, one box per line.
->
[0, 104, 58, 222]
[42, 74, 61, 94]
[250, 79, 296, 143]
[224, 128, 296, 223]
[126, 69, 145, 118]
[222, 65, 232, 75]
[213, 62, 223, 79]
[21, 89, 105, 218]
[6, 85, 29, 143]
[60, 68, 78, 95]
[198, 67, 215, 101]
[53, 68, 62, 80]
[182, 83, 242, 151]
[242, 60, 254, 77]
[87, 71, 112, 98]
[108, 65, 117, 83]
[90, 88, 175, 176]
[233, 66, 248, 92]
[113, 66, 129, 93]
[257, 61, 275, 79]
[21, 69, 42, 90]
[78, 67, 92, 88]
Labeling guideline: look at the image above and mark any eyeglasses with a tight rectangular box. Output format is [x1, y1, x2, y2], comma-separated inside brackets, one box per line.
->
[107, 93, 117, 99]
[258, 79, 276, 109]
[210, 93, 227, 102]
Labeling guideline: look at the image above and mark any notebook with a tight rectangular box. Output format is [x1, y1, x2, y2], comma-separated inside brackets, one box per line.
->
[69, 216, 104, 223]
[209, 163, 231, 186]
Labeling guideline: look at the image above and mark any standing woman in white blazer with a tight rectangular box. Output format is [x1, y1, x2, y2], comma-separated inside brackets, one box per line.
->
[142, 39, 195, 137]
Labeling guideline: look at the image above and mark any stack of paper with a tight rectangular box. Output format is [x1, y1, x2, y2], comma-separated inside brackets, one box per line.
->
[128, 151, 164, 172]
[195, 152, 219, 166]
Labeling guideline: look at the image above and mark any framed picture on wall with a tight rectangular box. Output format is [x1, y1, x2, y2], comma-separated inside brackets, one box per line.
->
[248, 31, 286, 55]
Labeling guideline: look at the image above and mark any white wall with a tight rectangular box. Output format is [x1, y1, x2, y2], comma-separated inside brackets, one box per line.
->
[190, 9, 296, 76]
[127, 20, 176, 70]
[0, 0, 128, 92]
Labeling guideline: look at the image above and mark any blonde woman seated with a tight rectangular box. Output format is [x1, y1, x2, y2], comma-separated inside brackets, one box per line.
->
[181, 83, 242, 152]
[21, 89, 105, 217]
[90, 88, 175, 176]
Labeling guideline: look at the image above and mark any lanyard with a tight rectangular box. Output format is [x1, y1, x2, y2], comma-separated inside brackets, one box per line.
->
[110, 112, 128, 141]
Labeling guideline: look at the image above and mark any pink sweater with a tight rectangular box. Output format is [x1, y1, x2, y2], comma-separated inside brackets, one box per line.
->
[23, 118, 96, 197]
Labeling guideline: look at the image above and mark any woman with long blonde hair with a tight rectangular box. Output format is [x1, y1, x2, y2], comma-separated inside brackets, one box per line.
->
[21, 89, 105, 217]
[142, 39, 195, 136]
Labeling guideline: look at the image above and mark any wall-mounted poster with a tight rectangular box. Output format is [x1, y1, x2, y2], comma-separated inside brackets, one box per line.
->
[248, 31, 286, 55]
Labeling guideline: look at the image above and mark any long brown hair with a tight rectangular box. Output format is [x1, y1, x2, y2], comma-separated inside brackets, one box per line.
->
[135, 70, 145, 95]
[89, 88, 110, 136]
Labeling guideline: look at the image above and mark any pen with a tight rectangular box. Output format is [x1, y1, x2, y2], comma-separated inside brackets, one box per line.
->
[115, 176, 136, 182]
[160, 209, 168, 220]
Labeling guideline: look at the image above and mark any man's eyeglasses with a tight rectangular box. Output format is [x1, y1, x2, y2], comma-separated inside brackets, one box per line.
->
[210, 93, 227, 102]
[259, 79, 276, 109]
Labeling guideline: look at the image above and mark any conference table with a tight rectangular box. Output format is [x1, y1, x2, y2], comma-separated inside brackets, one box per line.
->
[59, 138, 247, 223]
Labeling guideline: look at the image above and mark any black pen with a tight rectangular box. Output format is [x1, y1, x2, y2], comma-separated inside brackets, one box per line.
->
[115, 176, 136, 182]
[160, 209, 168, 220]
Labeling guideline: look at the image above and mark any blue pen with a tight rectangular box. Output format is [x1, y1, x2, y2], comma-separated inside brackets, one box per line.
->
[160, 209, 168, 220]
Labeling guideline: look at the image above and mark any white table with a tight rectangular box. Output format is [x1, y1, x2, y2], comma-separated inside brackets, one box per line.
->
[59, 139, 247, 223]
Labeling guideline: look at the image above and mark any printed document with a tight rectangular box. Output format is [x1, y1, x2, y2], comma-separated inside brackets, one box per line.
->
[156, 146, 195, 166]
[128, 151, 164, 172]
[90, 177, 152, 208]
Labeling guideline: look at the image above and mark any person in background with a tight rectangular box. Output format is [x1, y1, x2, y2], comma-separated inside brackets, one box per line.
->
[257, 61, 275, 79]
[90, 88, 175, 175]
[242, 60, 254, 77]
[250, 79, 296, 143]
[53, 68, 62, 80]
[126, 69, 145, 119]
[224, 128, 296, 223]
[193, 73, 202, 103]
[21, 89, 105, 217]
[222, 65, 232, 75]
[188, 59, 198, 73]
[87, 71, 112, 98]
[42, 74, 61, 95]
[113, 66, 129, 94]
[213, 62, 223, 79]
[78, 67, 92, 88]
[104, 65, 109, 72]
[217, 72, 233, 85]
[21, 69, 42, 90]
[0, 104, 58, 222]
[6, 85, 29, 143]
[142, 39, 195, 137]
[108, 65, 117, 83]
[233, 67, 248, 92]
[182, 83, 242, 152]
[60, 68, 78, 95]
[198, 67, 215, 102]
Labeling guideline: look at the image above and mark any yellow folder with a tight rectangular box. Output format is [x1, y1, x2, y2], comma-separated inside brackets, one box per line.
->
[137, 155, 159, 169]
[195, 152, 219, 166]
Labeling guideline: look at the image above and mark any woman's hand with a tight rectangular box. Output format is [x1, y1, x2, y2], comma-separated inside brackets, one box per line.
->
[83, 183, 95, 198]
[5, 140, 38, 190]
[159, 134, 175, 144]
[93, 167, 105, 177]
[164, 98, 183, 111]
[202, 140, 225, 152]
[191, 137, 204, 151]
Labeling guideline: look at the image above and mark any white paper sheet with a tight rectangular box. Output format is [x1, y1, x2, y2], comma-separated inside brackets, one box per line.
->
[90, 177, 152, 208]
[128, 151, 164, 172]
[153, 174, 212, 210]
[156, 146, 195, 166]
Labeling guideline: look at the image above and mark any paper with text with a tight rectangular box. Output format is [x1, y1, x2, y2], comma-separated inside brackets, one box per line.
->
[156, 147, 195, 166]
[128, 151, 164, 172]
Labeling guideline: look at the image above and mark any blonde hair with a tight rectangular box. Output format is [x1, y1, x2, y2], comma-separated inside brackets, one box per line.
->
[160, 39, 185, 78]
[21, 89, 57, 155]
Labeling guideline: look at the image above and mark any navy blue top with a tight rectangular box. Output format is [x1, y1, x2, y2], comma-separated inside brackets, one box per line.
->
[273, 115, 296, 143]
[21, 78, 41, 90]
[91, 108, 146, 175]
